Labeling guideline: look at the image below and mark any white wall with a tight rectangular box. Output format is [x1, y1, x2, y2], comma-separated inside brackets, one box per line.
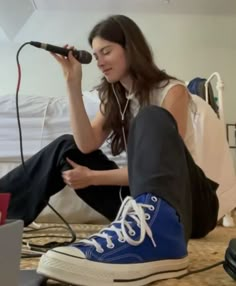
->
[0, 11, 236, 127]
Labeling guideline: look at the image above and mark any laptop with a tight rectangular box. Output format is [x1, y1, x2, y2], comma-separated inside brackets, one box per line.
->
[19, 269, 47, 286]
[0, 193, 47, 285]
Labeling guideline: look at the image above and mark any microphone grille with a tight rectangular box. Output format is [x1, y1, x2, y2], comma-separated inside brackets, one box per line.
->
[78, 50, 92, 64]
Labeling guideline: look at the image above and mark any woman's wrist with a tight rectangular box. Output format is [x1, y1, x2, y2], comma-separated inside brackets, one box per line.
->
[66, 78, 82, 93]
[90, 169, 99, 186]
[89, 167, 129, 187]
[67, 85, 83, 99]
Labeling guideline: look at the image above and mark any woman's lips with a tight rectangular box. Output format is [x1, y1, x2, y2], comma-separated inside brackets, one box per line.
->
[103, 68, 112, 75]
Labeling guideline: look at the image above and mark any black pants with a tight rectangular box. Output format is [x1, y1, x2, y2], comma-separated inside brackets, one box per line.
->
[0, 106, 219, 240]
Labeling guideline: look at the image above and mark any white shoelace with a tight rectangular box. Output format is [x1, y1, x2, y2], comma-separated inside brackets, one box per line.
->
[79, 196, 157, 253]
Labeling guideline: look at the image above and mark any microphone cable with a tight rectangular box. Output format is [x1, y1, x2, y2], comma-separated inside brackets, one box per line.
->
[16, 42, 77, 257]
[16, 42, 31, 171]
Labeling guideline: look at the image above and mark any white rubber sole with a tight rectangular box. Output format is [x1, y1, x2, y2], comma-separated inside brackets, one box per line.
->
[37, 250, 189, 286]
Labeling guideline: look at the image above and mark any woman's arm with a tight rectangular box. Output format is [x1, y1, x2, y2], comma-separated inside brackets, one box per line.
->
[67, 85, 110, 153]
[62, 159, 129, 189]
[162, 84, 189, 139]
[52, 50, 110, 153]
[91, 166, 129, 186]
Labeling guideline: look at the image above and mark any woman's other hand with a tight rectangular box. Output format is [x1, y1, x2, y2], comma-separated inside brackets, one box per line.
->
[62, 158, 93, 189]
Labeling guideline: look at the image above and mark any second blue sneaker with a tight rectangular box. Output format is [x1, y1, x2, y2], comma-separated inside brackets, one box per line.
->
[37, 193, 188, 286]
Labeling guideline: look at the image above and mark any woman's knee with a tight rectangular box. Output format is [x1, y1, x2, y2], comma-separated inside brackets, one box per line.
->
[130, 106, 178, 137]
[55, 134, 74, 144]
[134, 106, 177, 129]
[50, 134, 76, 150]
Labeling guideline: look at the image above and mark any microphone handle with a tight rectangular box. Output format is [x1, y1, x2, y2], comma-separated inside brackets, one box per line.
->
[43, 43, 79, 59]
[30, 41, 92, 64]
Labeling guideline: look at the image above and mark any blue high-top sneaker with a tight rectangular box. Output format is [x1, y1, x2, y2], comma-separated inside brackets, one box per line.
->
[37, 193, 188, 286]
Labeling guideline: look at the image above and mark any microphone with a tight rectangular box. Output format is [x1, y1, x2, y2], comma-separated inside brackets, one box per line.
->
[30, 41, 92, 64]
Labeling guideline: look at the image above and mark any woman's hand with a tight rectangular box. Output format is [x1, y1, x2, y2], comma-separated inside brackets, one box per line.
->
[51, 45, 82, 88]
[62, 158, 93, 189]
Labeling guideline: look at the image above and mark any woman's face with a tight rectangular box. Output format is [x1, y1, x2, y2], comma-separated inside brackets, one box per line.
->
[92, 36, 130, 84]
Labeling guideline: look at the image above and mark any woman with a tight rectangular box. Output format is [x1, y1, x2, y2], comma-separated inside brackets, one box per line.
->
[0, 15, 219, 285]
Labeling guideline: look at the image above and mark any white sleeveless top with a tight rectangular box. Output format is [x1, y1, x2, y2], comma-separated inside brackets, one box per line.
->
[128, 79, 195, 160]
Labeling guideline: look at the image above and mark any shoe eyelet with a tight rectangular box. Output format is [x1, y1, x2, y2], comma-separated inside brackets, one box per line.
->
[129, 230, 136, 236]
[149, 205, 155, 211]
[118, 238, 125, 243]
[151, 196, 158, 202]
[107, 243, 115, 249]
[145, 213, 151, 220]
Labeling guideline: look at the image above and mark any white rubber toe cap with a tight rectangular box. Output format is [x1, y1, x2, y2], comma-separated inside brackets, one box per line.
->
[50, 246, 86, 258]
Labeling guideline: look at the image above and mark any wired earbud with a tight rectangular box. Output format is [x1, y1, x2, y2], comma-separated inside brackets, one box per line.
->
[111, 84, 132, 153]
[111, 83, 132, 204]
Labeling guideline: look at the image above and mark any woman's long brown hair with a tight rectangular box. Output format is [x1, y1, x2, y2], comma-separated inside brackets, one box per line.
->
[89, 15, 176, 155]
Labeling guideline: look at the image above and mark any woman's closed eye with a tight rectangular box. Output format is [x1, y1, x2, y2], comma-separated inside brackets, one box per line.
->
[103, 50, 111, 55]
[94, 51, 111, 62]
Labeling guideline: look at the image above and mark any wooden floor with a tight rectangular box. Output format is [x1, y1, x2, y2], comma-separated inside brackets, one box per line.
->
[20, 222, 236, 285]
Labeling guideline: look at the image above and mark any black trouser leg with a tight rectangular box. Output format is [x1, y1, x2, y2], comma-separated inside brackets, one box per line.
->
[0, 134, 129, 226]
[127, 106, 219, 240]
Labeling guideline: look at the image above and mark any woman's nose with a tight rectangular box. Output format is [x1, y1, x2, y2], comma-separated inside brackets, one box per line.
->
[97, 57, 105, 68]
